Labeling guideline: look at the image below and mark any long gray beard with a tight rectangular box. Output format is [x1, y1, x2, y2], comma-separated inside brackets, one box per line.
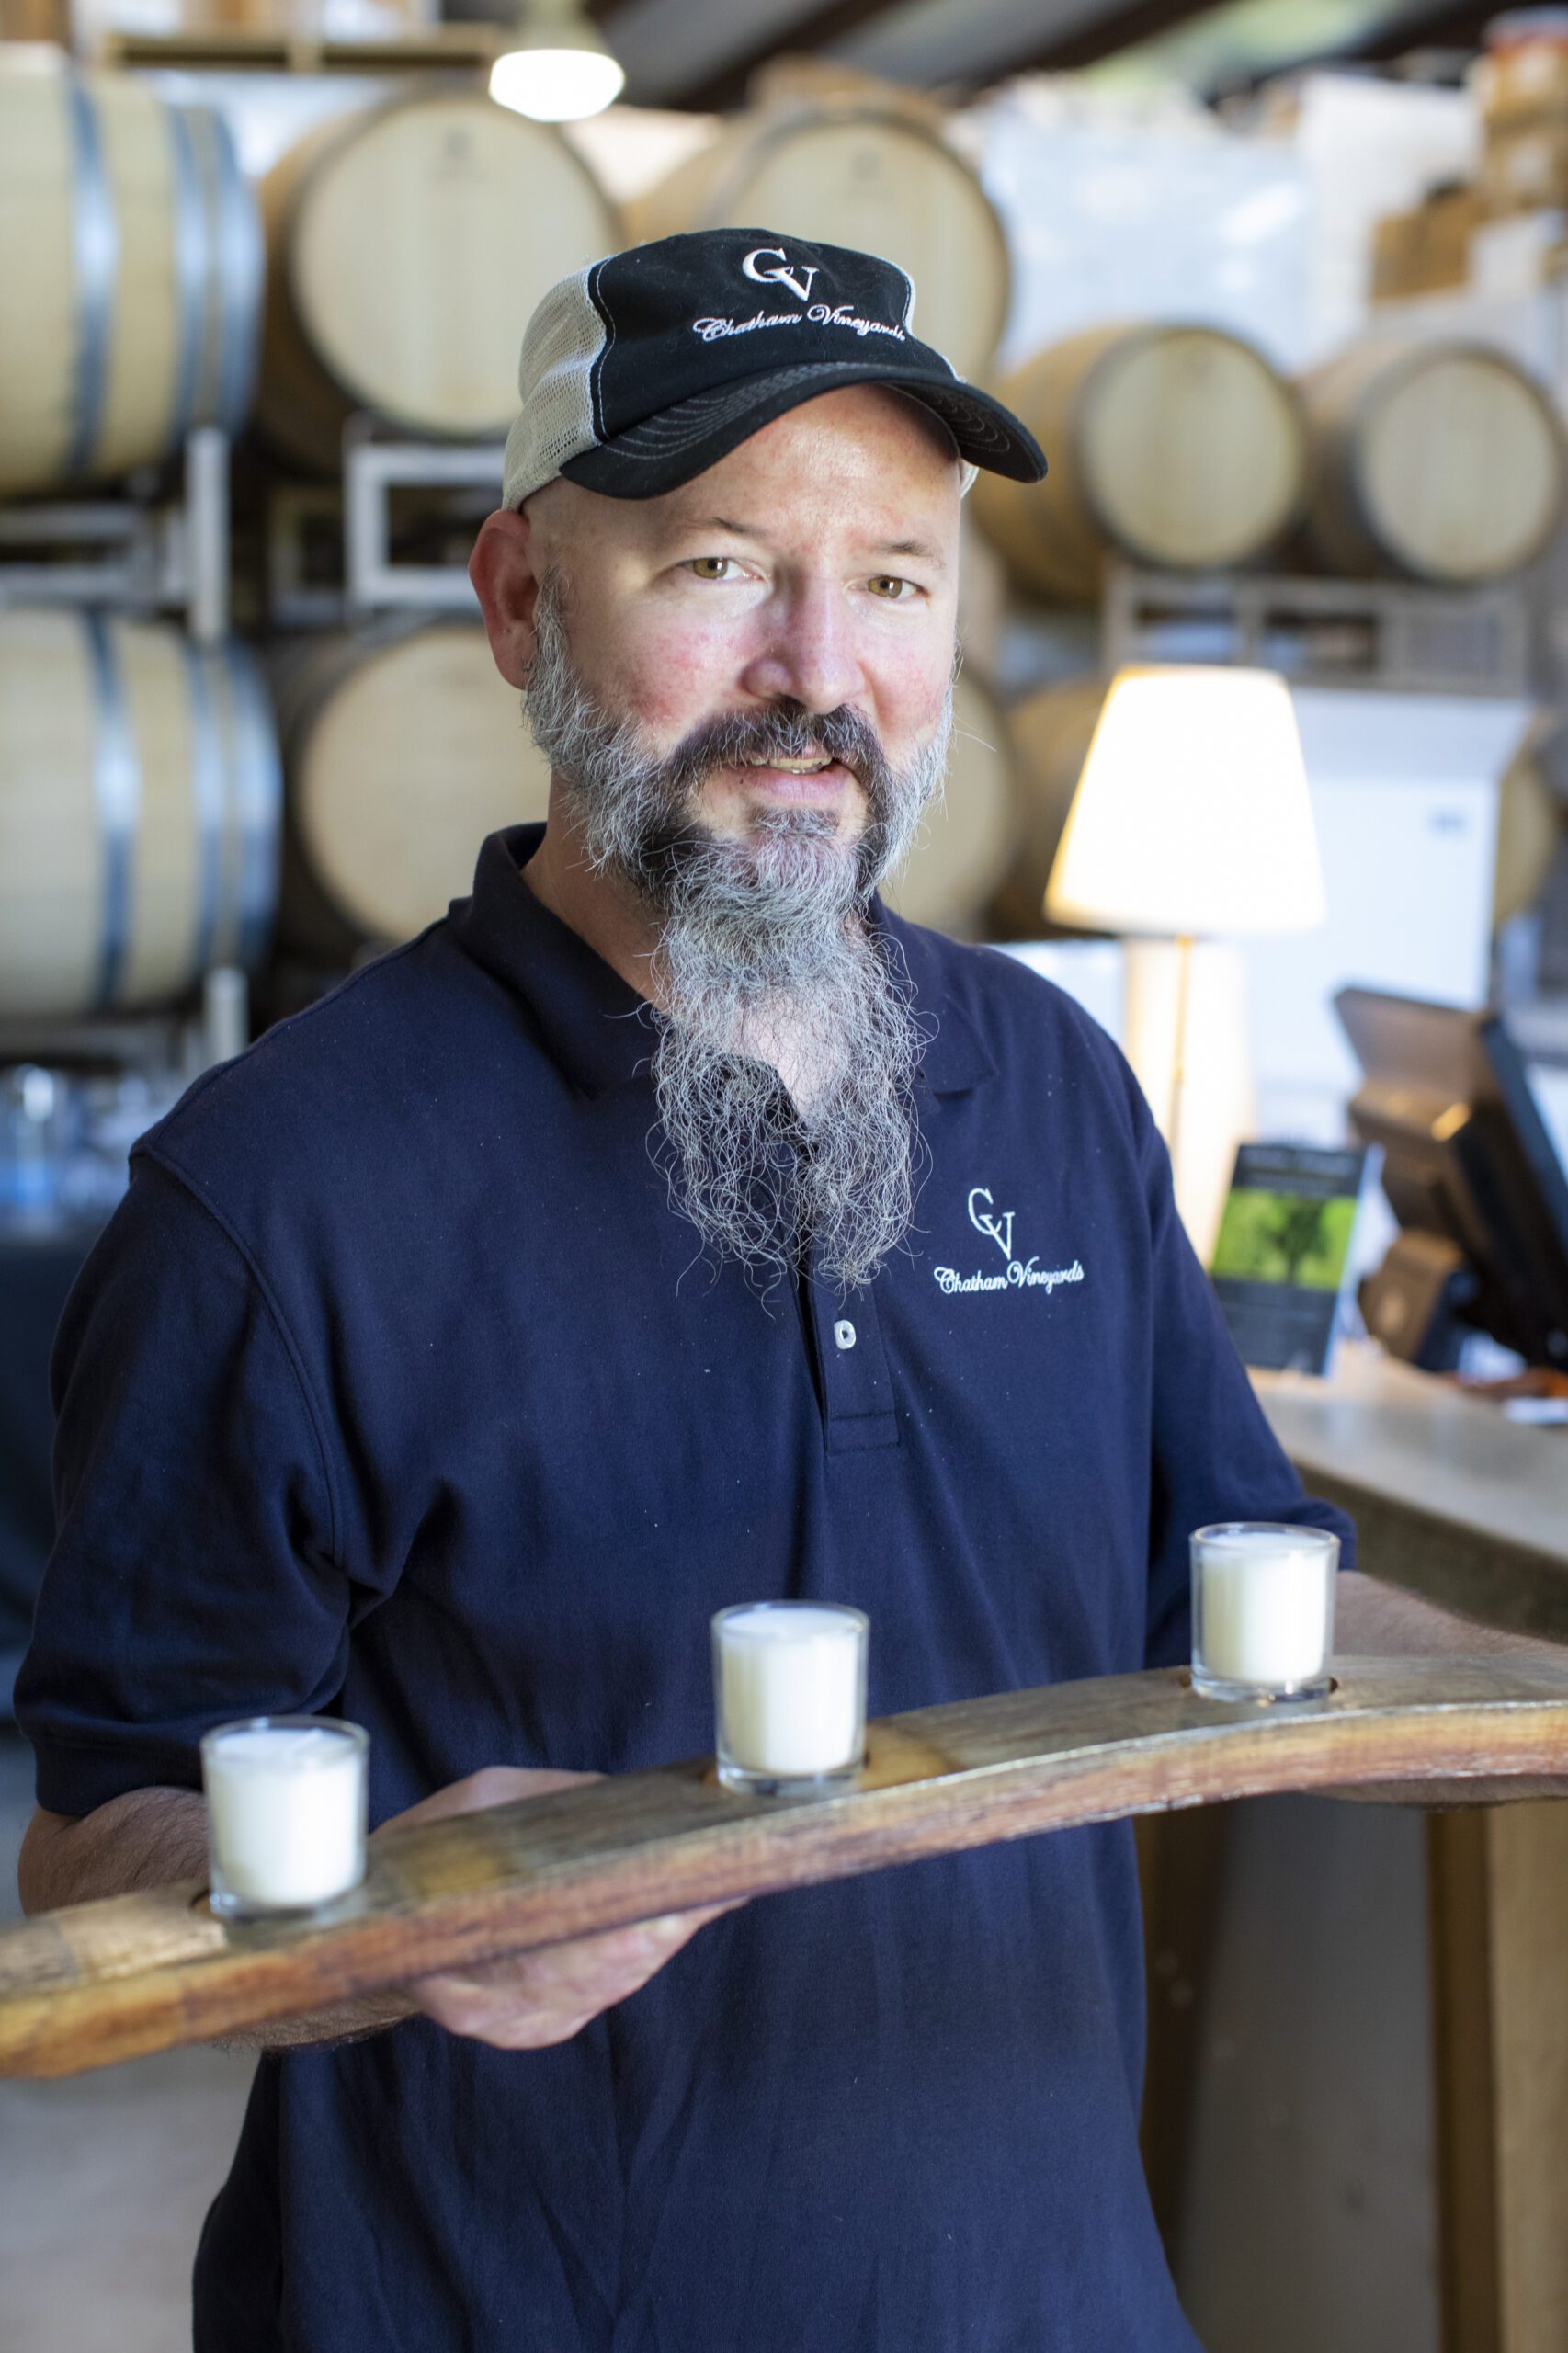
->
[524, 573, 950, 1290]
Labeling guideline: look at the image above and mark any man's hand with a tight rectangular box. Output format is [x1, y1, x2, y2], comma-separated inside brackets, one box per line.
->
[381, 1767, 739, 2051]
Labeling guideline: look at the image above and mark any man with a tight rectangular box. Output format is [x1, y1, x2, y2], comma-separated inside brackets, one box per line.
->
[12, 232, 1544, 2350]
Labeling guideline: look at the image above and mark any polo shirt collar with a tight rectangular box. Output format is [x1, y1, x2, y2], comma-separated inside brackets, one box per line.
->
[878, 906, 997, 1097]
[450, 824, 994, 1100]
[453, 825, 653, 1096]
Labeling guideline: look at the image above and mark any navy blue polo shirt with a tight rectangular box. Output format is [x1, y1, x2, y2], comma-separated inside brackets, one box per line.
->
[17, 824, 1351, 2353]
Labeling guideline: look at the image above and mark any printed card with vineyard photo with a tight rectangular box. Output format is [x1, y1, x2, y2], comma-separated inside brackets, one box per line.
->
[1210, 1142, 1374, 1376]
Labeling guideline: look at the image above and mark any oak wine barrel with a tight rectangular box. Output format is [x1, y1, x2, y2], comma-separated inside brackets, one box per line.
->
[0, 609, 280, 1018]
[1494, 719, 1564, 929]
[881, 672, 1020, 938]
[971, 325, 1307, 604]
[1297, 335, 1567, 583]
[629, 98, 1010, 383]
[275, 621, 551, 955]
[986, 676, 1108, 938]
[256, 90, 621, 475]
[0, 58, 260, 497]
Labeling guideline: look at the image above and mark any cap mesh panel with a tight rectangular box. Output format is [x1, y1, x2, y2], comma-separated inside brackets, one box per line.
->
[503, 264, 607, 508]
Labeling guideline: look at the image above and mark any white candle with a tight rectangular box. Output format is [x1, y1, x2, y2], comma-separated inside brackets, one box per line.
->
[202, 1719, 369, 1915]
[712, 1603, 868, 1785]
[1193, 1525, 1338, 1695]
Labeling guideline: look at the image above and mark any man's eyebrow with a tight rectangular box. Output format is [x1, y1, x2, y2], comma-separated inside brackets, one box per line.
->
[665, 517, 948, 569]
[877, 536, 948, 570]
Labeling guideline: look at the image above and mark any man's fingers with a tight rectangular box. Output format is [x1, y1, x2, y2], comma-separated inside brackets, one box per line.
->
[408, 1900, 742, 2049]
[381, 1761, 748, 2051]
[425, 1909, 703, 2001]
[647, 1899, 744, 1929]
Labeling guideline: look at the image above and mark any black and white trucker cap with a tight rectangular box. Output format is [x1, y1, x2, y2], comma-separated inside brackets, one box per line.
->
[501, 227, 1046, 508]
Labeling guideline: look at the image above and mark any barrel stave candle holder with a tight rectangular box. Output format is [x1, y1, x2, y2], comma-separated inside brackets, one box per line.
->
[4, 1656, 1568, 2081]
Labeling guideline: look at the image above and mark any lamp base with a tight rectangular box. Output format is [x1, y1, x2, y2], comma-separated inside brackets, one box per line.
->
[1123, 938, 1256, 1265]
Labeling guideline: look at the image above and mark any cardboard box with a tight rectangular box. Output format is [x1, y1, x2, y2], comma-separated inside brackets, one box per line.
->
[1483, 118, 1568, 214]
[1474, 39, 1568, 127]
[1370, 185, 1482, 300]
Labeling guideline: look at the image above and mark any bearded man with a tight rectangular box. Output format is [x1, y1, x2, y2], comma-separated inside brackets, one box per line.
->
[20, 230, 1471, 2352]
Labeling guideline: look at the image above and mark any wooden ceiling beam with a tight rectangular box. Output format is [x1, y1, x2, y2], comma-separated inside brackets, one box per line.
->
[639, 0, 918, 111]
[1335, 0, 1495, 65]
[587, 0, 1493, 111]
[979, 0, 1246, 80]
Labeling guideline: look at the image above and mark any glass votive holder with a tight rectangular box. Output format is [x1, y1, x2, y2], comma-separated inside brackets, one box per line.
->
[1191, 1524, 1339, 1703]
[711, 1601, 869, 1797]
[200, 1715, 369, 1921]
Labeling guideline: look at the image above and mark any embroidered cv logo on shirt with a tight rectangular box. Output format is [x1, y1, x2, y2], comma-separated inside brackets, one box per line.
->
[933, 1187, 1086, 1298]
[968, 1187, 1014, 1261]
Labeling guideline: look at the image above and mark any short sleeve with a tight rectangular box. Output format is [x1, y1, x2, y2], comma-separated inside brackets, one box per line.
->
[15, 1154, 349, 1816]
[1131, 1091, 1357, 1671]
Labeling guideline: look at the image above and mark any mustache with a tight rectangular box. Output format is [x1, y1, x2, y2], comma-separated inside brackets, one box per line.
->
[660, 700, 894, 801]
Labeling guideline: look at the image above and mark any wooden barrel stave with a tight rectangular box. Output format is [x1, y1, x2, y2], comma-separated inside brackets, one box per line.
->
[94, 70, 185, 485]
[0, 64, 77, 492]
[166, 100, 265, 457]
[0, 611, 280, 1020]
[6, 1654, 1568, 2080]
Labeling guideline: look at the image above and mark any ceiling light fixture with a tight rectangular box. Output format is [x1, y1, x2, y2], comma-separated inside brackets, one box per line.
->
[490, 0, 626, 124]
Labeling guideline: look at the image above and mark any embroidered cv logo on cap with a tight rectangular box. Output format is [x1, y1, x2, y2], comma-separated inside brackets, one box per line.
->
[742, 246, 820, 304]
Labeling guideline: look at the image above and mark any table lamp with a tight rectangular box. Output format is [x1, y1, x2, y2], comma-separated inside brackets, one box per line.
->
[1045, 664, 1325, 1259]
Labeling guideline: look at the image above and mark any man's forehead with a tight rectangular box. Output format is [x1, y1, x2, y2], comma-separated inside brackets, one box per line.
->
[642, 391, 960, 530]
[525, 390, 963, 568]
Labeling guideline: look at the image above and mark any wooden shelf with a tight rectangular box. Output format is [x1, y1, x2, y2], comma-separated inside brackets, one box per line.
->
[89, 25, 505, 74]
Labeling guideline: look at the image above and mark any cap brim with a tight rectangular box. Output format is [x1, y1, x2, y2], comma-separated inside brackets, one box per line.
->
[558, 361, 1045, 500]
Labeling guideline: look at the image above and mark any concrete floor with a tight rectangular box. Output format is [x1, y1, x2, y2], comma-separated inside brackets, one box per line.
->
[0, 1728, 254, 2353]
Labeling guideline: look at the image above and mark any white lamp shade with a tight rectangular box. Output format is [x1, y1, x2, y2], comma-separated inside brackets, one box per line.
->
[1045, 665, 1326, 938]
[490, 48, 624, 120]
[490, 1, 625, 121]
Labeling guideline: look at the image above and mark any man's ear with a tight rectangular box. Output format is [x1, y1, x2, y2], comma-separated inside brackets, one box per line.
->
[470, 507, 540, 690]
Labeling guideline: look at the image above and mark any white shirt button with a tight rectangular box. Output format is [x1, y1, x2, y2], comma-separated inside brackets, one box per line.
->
[834, 1319, 857, 1351]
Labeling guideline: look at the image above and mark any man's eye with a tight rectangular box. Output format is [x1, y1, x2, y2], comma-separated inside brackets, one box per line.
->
[686, 556, 740, 581]
[868, 574, 917, 600]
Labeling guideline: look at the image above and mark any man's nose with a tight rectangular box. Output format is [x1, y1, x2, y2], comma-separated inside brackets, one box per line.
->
[739, 582, 867, 716]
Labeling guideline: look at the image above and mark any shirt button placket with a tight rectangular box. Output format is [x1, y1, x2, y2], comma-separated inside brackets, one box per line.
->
[806, 1257, 898, 1453]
